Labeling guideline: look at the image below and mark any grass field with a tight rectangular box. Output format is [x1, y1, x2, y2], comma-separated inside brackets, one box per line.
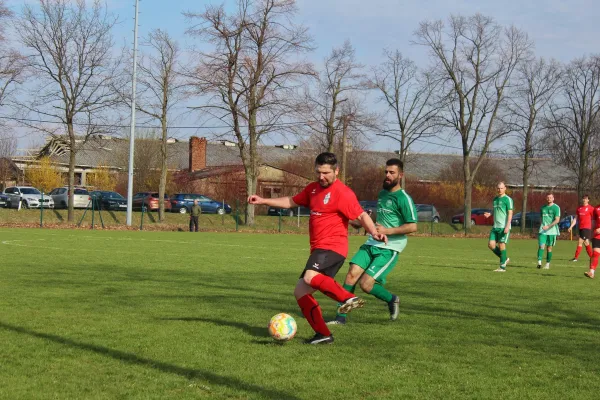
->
[0, 228, 598, 399]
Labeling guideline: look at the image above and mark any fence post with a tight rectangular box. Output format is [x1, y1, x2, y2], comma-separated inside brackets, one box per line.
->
[40, 192, 44, 228]
[91, 197, 95, 230]
[278, 210, 282, 233]
[140, 205, 145, 230]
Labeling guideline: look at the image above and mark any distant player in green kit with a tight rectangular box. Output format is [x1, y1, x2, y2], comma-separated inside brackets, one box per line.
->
[327, 158, 418, 325]
[484, 182, 513, 272]
[537, 193, 561, 269]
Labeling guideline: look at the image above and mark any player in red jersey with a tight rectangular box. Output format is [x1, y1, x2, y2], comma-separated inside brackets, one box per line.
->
[248, 152, 387, 344]
[568, 195, 594, 262]
[584, 203, 600, 279]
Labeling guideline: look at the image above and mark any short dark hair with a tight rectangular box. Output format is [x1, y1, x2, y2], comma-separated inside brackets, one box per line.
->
[315, 152, 337, 167]
[583, 194, 590, 199]
[386, 158, 404, 172]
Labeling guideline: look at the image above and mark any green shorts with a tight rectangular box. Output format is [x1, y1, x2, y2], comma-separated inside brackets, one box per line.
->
[489, 228, 510, 244]
[350, 244, 400, 285]
[538, 234, 557, 247]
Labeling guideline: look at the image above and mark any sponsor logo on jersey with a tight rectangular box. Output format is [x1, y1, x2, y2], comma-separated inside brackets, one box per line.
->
[386, 199, 392, 207]
[324, 193, 331, 204]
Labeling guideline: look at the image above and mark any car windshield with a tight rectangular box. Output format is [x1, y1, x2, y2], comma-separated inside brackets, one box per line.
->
[151, 193, 169, 199]
[20, 188, 41, 195]
[74, 189, 88, 195]
[96, 191, 124, 199]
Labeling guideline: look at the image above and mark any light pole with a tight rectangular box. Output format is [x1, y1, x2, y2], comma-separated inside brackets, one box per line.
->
[126, 0, 140, 226]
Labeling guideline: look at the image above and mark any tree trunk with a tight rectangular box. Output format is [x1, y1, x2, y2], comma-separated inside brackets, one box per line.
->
[67, 123, 76, 223]
[245, 169, 257, 226]
[158, 117, 168, 222]
[521, 142, 531, 233]
[463, 156, 473, 235]
[578, 143, 588, 199]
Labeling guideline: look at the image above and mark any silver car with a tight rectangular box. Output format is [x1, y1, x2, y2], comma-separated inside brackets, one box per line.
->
[416, 204, 440, 223]
[3, 186, 55, 209]
[49, 187, 91, 209]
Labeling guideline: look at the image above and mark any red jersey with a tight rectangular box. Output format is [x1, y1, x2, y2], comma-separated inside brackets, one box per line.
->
[292, 180, 364, 257]
[594, 205, 600, 239]
[577, 205, 594, 229]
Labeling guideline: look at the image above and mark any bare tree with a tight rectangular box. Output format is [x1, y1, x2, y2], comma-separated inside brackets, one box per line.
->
[546, 55, 600, 199]
[185, 0, 314, 225]
[369, 49, 442, 188]
[0, 0, 26, 124]
[414, 14, 532, 233]
[508, 57, 562, 231]
[296, 41, 365, 153]
[0, 131, 17, 189]
[118, 30, 185, 222]
[16, 0, 119, 222]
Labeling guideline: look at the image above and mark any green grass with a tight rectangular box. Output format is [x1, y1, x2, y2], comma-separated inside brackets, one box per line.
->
[0, 229, 598, 399]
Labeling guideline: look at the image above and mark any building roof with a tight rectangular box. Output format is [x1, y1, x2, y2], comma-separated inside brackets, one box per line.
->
[20, 135, 576, 189]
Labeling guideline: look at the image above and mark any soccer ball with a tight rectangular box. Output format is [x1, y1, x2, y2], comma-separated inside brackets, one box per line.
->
[268, 313, 297, 341]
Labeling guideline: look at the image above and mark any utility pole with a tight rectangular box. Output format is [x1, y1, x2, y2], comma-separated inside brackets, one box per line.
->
[126, 0, 140, 226]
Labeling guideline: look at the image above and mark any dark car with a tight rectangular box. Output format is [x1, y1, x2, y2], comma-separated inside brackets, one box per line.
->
[359, 200, 378, 215]
[170, 193, 232, 215]
[451, 208, 493, 225]
[0, 193, 7, 208]
[559, 215, 575, 231]
[267, 206, 311, 217]
[90, 191, 128, 211]
[132, 192, 172, 212]
[511, 212, 542, 228]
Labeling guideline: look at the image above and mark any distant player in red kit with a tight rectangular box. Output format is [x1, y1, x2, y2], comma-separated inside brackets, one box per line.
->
[248, 152, 387, 344]
[568, 195, 594, 262]
[584, 203, 600, 279]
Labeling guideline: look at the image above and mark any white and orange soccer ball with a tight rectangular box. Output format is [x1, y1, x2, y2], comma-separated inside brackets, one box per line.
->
[268, 313, 297, 341]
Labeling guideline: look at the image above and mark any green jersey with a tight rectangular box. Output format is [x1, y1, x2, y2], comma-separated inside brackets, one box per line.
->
[492, 195, 513, 229]
[539, 203, 560, 235]
[365, 189, 417, 253]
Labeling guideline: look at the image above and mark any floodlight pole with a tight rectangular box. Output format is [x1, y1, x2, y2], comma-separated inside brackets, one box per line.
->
[126, 0, 140, 226]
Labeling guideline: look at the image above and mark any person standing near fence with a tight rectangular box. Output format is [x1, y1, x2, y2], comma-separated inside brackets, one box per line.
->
[189, 199, 201, 232]
[483, 182, 513, 272]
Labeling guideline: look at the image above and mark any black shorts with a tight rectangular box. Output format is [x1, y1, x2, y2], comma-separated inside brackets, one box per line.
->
[580, 229, 592, 241]
[300, 249, 346, 279]
[593, 238, 600, 249]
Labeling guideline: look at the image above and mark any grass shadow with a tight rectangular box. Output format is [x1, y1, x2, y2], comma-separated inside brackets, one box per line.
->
[106, 210, 120, 223]
[146, 212, 156, 223]
[159, 316, 267, 338]
[0, 320, 300, 400]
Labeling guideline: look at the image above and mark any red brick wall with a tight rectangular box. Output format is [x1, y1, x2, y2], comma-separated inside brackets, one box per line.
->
[189, 137, 207, 172]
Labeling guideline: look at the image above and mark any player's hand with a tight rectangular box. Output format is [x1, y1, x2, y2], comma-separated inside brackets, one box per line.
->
[596, 228, 600, 235]
[483, 212, 491, 218]
[375, 223, 387, 235]
[504, 227, 510, 234]
[372, 232, 388, 244]
[542, 225, 548, 231]
[247, 195, 263, 205]
[568, 227, 572, 233]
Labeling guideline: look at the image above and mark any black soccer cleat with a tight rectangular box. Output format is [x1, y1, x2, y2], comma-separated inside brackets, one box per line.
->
[388, 295, 400, 321]
[305, 333, 334, 345]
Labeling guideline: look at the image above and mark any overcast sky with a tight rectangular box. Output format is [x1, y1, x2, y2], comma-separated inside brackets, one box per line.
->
[7, 0, 600, 154]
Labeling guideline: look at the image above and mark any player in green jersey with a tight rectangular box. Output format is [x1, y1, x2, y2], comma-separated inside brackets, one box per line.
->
[537, 193, 561, 269]
[327, 158, 418, 325]
[484, 182, 514, 272]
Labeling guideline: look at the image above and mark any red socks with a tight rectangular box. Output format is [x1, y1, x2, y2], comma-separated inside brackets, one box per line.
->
[586, 245, 593, 258]
[309, 274, 354, 302]
[575, 245, 582, 259]
[297, 294, 330, 336]
[591, 252, 599, 271]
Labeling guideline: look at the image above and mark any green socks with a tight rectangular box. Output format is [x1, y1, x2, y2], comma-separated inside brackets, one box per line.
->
[492, 247, 501, 258]
[500, 249, 507, 265]
[547, 251, 552, 263]
[337, 283, 356, 318]
[369, 284, 393, 303]
[537, 248, 544, 261]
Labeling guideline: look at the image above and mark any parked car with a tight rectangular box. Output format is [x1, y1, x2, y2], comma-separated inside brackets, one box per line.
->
[359, 200, 378, 215]
[2, 186, 55, 209]
[559, 214, 575, 231]
[132, 192, 172, 212]
[170, 193, 232, 214]
[90, 191, 128, 211]
[451, 208, 493, 225]
[48, 187, 91, 209]
[0, 193, 8, 208]
[511, 212, 542, 228]
[267, 206, 311, 217]
[416, 204, 440, 223]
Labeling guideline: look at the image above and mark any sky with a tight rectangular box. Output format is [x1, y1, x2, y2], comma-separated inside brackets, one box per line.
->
[6, 0, 600, 154]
